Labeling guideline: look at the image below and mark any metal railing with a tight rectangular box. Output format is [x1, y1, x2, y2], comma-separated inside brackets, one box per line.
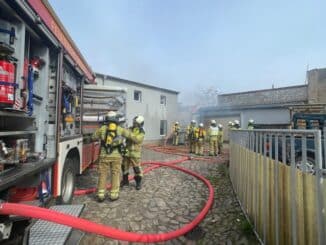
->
[229, 129, 325, 245]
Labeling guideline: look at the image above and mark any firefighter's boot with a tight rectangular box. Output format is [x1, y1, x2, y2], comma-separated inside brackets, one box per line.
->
[120, 174, 129, 187]
[134, 175, 142, 190]
[96, 189, 106, 202]
[110, 189, 119, 201]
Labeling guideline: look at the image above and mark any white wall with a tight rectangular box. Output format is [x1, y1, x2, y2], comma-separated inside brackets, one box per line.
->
[95, 75, 179, 141]
[241, 108, 290, 126]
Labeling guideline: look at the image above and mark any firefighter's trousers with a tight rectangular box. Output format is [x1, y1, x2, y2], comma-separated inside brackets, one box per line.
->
[195, 138, 204, 155]
[97, 155, 122, 200]
[218, 136, 223, 154]
[173, 133, 179, 145]
[122, 156, 143, 177]
[209, 136, 218, 156]
[189, 139, 196, 153]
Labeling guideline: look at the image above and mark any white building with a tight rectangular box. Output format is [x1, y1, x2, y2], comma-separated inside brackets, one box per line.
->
[95, 73, 179, 142]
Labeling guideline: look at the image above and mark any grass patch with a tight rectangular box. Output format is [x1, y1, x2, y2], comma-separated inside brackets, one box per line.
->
[206, 175, 219, 185]
[237, 216, 254, 235]
[217, 163, 229, 177]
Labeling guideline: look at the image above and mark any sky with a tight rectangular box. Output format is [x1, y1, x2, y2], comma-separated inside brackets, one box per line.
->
[49, 0, 326, 105]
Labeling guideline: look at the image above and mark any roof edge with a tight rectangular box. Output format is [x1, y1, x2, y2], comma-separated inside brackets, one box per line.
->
[220, 84, 307, 97]
[96, 72, 179, 94]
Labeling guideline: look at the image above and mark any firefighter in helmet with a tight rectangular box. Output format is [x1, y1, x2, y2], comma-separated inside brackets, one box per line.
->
[120, 115, 145, 190]
[234, 120, 241, 129]
[228, 121, 234, 130]
[172, 122, 180, 146]
[207, 119, 219, 156]
[92, 111, 126, 202]
[247, 119, 254, 130]
[217, 124, 224, 154]
[195, 123, 206, 156]
[187, 120, 197, 153]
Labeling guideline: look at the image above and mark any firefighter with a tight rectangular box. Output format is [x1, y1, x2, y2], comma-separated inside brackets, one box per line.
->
[120, 115, 145, 190]
[195, 123, 206, 156]
[92, 111, 125, 202]
[187, 120, 197, 153]
[207, 120, 219, 156]
[234, 120, 241, 129]
[247, 119, 254, 130]
[172, 122, 180, 146]
[228, 121, 234, 130]
[217, 124, 224, 154]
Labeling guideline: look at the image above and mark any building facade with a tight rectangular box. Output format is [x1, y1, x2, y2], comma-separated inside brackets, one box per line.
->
[197, 68, 326, 141]
[95, 73, 179, 141]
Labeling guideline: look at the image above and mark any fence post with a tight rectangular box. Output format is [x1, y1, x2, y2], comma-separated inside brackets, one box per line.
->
[255, 132, 259, 229]
[315, 130, 325, 245]
[263, 133, 267, 244]
[290, 134, 297, 245]
[274, 134, 280, 245]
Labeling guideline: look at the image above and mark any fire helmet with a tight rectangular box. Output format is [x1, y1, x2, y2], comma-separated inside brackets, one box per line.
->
[133, 115, 144, 127]
[105, 111, 118, 123]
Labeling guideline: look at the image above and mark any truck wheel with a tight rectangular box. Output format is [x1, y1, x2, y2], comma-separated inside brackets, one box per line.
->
[57, 158, 75, 204]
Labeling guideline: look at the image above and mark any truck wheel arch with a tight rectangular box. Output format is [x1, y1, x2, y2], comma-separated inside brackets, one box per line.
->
[56, 148, 80, 204]
[66, 148, 80, 175]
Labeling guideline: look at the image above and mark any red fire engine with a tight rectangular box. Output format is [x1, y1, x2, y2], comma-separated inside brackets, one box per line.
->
[0, 0, 126, 241]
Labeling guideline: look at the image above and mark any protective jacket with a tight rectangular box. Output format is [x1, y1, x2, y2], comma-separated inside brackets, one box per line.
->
[92, 124, 125, 158]
[187, 125, 196, 140]
[195, 128, 206, 140]
[208, 126, 219, 137]
[173, 124, 180, 135]
[123, 126, 145, 158]
[218, 130, 224, 142]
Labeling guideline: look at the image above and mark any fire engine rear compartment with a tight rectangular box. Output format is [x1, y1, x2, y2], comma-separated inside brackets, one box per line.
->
[0, 1, 56, 202]
[0, 0, 89, 206]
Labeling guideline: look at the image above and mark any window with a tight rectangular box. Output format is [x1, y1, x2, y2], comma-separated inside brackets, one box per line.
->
[160, 120, 167, 136]
[160, 95, 166, 105]
[134, 90, 142, 102]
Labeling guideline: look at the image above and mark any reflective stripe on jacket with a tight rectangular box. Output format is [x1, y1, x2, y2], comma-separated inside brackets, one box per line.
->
[208, 126, 219, 137]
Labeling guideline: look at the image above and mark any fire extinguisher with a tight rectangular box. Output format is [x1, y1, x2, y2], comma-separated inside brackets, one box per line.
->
[0, 59, 17, 106]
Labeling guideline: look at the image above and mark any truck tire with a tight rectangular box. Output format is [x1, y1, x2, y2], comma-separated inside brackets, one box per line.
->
[57, 158, 76, 204]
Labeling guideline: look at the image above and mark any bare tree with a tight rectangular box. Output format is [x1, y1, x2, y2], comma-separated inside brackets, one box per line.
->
[194, 85, 219, 107]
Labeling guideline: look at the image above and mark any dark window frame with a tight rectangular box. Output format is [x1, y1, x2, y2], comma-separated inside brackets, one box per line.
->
[134, 90, 142, 102]
[160, 120, 167, 136]
[160, 95, 166, 106]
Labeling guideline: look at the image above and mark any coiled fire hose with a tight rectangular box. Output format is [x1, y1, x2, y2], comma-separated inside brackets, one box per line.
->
[0, 157, 214, 243]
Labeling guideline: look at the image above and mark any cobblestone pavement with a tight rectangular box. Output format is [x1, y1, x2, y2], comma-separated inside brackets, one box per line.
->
[72, 146, 259, 245]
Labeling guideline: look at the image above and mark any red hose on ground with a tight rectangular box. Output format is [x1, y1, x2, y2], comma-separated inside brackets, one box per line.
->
[74, 156, 189, 195]
[145, 145, 222, 162]
[0, 162, 214, 243]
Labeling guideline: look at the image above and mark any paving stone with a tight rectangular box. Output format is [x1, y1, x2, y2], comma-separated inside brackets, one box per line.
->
[73, 147, 259, 245]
